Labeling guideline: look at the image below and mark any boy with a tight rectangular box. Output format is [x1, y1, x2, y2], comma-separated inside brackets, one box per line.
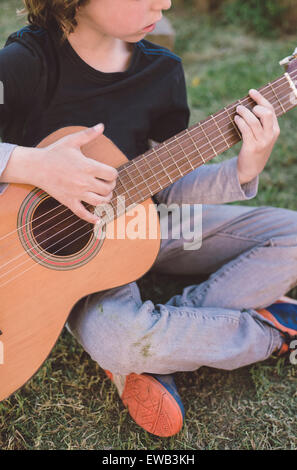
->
[0, 0, 297, 438]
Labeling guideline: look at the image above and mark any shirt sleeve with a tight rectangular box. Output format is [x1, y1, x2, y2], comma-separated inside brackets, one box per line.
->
[154, 156, 259, 205]
[0, 142, 17, 173]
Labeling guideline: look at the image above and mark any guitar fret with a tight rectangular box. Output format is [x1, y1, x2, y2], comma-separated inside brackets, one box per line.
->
[185, 128, 205, 165]
[113, 185, 131, 209]
[146, 154, 162, 192]
[117, 172, 133, 199]
[210, 114, 230, 149]
[115, 173, 128, 196]
[225, 106, 241, 139]
[132, 160, 152, 196]
[173, 135, 194, 172]
[268, 82, 285, 114]
[163, 140, 184, 178]
[181, 132, 195, 170]
[199, 121, 218, 157]
[114, 193, 127, 216]
[121, 166, 145, 201]
[152, 147, 174, 184]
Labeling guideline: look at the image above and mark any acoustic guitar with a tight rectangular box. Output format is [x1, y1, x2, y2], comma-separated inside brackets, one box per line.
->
[1, 50, 297, 402]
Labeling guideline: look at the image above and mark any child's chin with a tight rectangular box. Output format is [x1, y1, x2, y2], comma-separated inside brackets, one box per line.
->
[125, 32, 148, 42]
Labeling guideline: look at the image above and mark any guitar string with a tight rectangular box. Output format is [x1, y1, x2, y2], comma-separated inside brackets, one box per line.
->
[0, 70, 294, 246]
[0, 90, 296, 287]
[0, 77, 294, 266]
[0, 84, 295, 278]
[91, 74, 296, 201]
[0, 71, 294, 247]
[0, 71, 296, 271]
[0, 77, 295, 276]
[0, 71, 293, 240]
[118, 78, 295, 191]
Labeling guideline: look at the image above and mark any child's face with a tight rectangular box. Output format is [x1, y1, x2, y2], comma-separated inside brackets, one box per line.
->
[75, 0, 172, 41]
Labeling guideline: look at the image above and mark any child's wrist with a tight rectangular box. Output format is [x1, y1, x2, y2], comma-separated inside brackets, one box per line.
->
[1, 146, 45, 186]
[237, 162, 256, 186]
[238, 171, 252, 185]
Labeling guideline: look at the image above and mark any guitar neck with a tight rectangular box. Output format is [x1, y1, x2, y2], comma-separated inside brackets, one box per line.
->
[113, 70, 297, 212]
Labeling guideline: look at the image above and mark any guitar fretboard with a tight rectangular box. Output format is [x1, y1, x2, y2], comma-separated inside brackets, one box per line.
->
[108, 69, 297, 219]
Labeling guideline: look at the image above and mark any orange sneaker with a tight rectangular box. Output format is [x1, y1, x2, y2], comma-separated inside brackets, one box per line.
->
[257, 296, 297, 355]
[104, 371, 184, 437]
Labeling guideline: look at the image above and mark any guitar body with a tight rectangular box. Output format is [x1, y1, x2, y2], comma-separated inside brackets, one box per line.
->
[0, 127, 160, 401]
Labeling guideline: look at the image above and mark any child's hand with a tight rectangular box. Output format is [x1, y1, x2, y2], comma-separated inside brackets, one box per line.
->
[235, 89, 280, 185]
[34, 124, 118, 224]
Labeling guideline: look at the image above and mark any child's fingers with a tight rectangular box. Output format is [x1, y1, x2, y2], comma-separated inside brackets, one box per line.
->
[252, 105, 276, 133]
[82, 191, 113, 207]
[64, 123, 105, 148]
[249, 89, 274, 110]
[71, 200, 100, 225]
[248, 89, 279, 135]
[236, 105, 263, 140]
[234, 115, 255, 143]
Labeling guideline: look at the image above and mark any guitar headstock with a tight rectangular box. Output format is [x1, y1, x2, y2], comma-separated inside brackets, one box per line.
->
[280, 47, 297, 74]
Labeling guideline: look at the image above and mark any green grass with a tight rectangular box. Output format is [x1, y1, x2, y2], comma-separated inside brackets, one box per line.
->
[0, 1, 297, 450]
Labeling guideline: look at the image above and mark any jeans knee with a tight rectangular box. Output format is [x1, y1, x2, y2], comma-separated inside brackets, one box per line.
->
[80, 305, 158, 375]
[91, 330, 150, 375]
[277, 208, 297, 236]
[262, 207, 297, 248]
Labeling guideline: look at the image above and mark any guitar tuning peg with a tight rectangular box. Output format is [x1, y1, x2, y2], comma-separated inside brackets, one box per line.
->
[280, 47, 297, 70]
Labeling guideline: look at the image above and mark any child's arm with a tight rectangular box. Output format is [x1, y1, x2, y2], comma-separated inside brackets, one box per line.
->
[0, 125, 118, 224]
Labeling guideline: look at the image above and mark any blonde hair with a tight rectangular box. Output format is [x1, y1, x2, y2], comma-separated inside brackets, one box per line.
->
[20, 0, 90, 35]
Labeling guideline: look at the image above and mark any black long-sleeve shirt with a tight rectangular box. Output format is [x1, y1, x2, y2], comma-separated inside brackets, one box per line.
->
[0, 25, 190, 159]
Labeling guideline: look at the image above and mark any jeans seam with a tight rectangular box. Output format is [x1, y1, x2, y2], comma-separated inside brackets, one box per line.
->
[160, 304, 240, 323]
[215, 230, 269, 244]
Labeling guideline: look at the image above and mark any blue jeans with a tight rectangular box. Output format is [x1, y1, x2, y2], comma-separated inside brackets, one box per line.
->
[67, 159, 297, 374]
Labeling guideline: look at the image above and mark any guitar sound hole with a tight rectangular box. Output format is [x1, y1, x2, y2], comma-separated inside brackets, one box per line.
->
[31, 197, 93, 257]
